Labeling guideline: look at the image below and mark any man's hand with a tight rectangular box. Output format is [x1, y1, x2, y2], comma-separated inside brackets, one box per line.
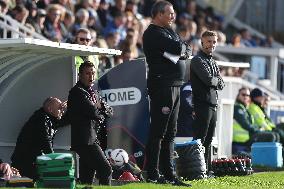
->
[0, 163, 13, 179]
[181, 42, 192, 59]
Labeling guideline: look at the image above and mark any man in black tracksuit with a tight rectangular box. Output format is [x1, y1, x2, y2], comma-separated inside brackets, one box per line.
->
[68, 62, 112, 185]
[11, 97, 68, 179]
[190, 30, 225, 171]
[142, 1, 191, 186]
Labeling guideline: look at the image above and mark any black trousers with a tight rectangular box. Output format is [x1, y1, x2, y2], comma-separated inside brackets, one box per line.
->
[145, 86, 180, 180]
[73, 143, 112, 185]
[192, 102, 217, 170]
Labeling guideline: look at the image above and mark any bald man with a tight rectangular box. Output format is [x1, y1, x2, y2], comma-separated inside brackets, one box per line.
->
[11, 97, 69, 179]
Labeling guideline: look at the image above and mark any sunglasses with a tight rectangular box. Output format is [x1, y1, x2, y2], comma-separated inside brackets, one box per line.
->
[78, 37, 92, 42]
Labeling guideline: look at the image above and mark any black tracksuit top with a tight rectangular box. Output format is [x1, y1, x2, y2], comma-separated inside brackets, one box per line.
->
[190, 50, 224, 106]
[143, 24, 185, 87]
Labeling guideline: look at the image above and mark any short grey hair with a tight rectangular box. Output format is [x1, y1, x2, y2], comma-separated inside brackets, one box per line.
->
[151, 0, 173, 18]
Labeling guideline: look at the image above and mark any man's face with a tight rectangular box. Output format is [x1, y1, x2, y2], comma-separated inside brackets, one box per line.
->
[159, 5, 175, 28]
[201, 35, 218, 55]
[76, 32, 92, 46]
[79, 66, 96, 87]
[49, 99, 64, 119]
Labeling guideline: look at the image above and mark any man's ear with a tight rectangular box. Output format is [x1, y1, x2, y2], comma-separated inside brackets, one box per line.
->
[201, 42, 204, 47]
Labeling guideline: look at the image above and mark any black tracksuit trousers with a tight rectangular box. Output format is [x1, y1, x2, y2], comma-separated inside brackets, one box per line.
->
[145, 86, 180, 180]
[73, 143, 112, 185]
[193, 102, 217, 171]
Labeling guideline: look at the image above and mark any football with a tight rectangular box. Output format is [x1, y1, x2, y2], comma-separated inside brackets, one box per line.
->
[110, 149, 129, 166]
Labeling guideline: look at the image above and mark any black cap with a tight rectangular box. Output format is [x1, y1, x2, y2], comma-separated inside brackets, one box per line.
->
[250, 88, 264, 99]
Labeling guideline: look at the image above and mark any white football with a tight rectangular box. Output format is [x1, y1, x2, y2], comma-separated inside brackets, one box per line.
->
[110, 149, 129, 166]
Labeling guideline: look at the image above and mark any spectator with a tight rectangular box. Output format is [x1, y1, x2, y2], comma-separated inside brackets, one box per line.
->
[32, 8, 46, 35]
[60, 9, 75, 42]
[262, 34, 277, 48]
[25, 1, 38, 28]
[74, 0, 92, 13]
[87, 0, 104, 35]
[239, 28, 256, 47]
[105, 31, 120, 49]
[232, 87, 257, 153]
[11, 97, 68, 179]
[103, 11, 127, 41]
[0, 0, 9, 14]
[109, 0, 126, 18]
[248, 88, 277, 131]
[10, 4, 29, 24]
[125, 0, 143, 20]
[43, 4, 64, 41]
[74, 28, 100, 76]
[71, 8, 89, 36]
[118, 30, 139, 59]
[233, 87, 280, 154]
[97, 0, 111, 28]
[230, 33, 245, 48]
[51, 0, 74, 12]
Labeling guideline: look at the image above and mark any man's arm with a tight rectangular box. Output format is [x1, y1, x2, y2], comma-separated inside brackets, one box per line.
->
[216, 76, 225, 90]
[191, 57, 219, 87]
[39, 119, 54, 154]
[69, 87, 103, 121]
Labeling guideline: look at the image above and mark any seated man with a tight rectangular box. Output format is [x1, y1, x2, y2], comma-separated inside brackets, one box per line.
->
[11, 97, 69, 179]
[248, 88, 279, 142]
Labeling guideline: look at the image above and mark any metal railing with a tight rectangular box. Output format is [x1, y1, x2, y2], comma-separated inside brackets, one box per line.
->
[0, 13, 47, 40]
[215, 45, 284, 93]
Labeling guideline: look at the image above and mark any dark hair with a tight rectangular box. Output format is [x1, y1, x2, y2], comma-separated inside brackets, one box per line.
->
[79, 61, 94, 74]
[151, 0, 172, 18]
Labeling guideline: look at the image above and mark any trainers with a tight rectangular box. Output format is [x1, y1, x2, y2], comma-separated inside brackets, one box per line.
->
[146, 175, 167, 184]
[168, 177, 192, 187]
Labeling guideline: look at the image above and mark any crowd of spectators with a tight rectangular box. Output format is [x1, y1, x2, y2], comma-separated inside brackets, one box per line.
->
[0, 0, 279, 77]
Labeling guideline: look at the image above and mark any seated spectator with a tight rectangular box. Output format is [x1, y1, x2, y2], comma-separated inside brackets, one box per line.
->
[239, 28, 257, 47]
[11, 97, 69, 179]
[233, 87, 280, 154]
[74, 28, 100, 77]
[103, 11, 127, 41]
[248, 88, 277, 131]
[43, 4, 64, 42]
[230, 33, 245, 48]
[233, 87, 257, 153]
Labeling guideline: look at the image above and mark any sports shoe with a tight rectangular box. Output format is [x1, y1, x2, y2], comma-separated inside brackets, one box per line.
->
[168, 177, 192, 187]
[146, 175, 167, 184]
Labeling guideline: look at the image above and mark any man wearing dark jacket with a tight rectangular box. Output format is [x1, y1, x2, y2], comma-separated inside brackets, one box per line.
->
[142, 1, 191, 186]
[67, 61, 112, 185]
[11, 97, 68, 179]
[190, 30, 225, 171]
